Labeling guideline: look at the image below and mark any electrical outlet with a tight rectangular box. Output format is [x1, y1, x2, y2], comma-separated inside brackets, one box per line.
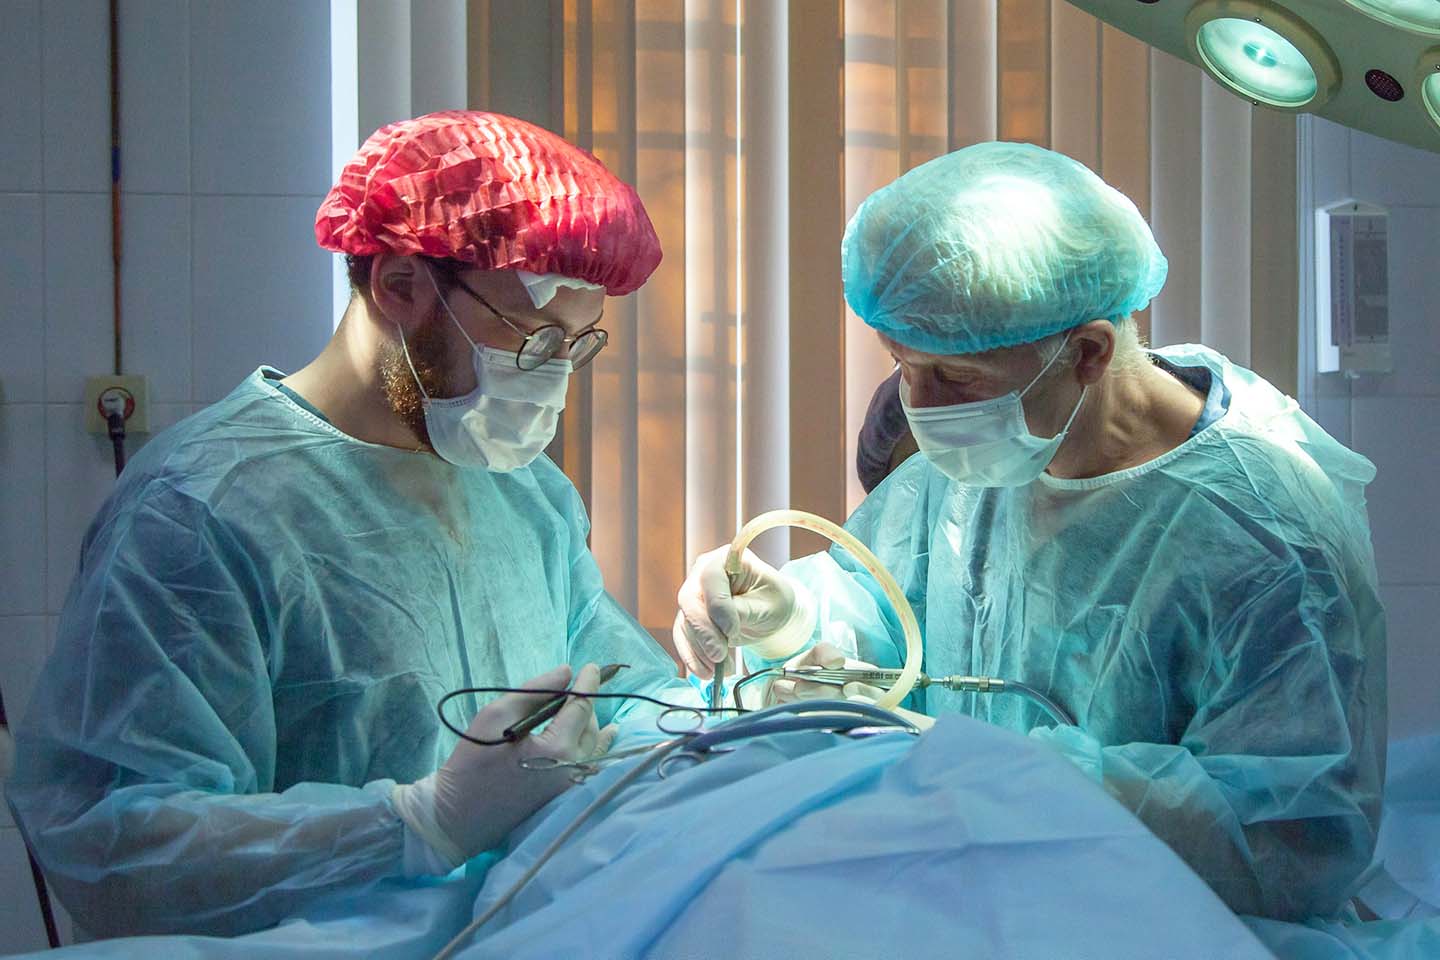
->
[84, 375, 150, 434]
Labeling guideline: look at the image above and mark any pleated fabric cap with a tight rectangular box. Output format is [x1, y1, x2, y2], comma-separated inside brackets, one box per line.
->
[316, 111, 662, 296]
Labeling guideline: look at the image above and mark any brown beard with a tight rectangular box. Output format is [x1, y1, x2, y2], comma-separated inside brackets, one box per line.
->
[379, 302, 458, 449]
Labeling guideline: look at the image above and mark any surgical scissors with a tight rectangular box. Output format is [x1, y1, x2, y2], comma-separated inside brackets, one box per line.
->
[519, 700, 921, 783]
[437, 699, 921, 960]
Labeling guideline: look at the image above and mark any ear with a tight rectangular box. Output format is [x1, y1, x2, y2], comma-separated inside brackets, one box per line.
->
[1071, 320, 1116, 386]
[369, 255, 435, 331]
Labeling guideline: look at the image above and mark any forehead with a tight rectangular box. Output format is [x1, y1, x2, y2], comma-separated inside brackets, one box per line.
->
[457, 268, 605, 333]
[879, 334, 1031, 373]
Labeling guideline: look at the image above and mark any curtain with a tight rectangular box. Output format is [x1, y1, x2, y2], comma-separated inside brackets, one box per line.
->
[468, 0, 1299, 650]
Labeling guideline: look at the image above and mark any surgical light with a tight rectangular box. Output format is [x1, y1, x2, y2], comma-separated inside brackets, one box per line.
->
[1066, 0, 1440, 153]
[1424, 59, 1440, 130]
[1343, 0, 1440, 35]
[1186, 4, 1339, 109]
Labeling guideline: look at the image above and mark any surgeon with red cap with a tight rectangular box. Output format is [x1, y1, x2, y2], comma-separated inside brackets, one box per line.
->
[6, 112, 688, 939]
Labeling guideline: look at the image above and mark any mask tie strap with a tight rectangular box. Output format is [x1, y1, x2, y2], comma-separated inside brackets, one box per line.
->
[393, 320, 433, 403]
[400, 263, 487, 403]
[1019, 329, 1075, 397]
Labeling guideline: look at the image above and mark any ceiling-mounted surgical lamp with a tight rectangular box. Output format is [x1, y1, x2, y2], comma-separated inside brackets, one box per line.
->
[1421, 47, 1440, 133]
[1343, 0, 1440, 36]
[1185, 1, 1340, 109]
[1065, 0, 1440, 153]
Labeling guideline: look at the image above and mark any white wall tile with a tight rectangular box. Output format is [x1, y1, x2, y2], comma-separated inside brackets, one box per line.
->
[0, 406, 46, 617]
[0, 617, 50, 760]
[43, 405, 115, 613]
[1315, 396, 1350, 447]
[0, 194, 45, 403]
[40, 0, 110, 192]
[1350, 128, 1440, 208]
[118, 0, 190, 194]
[43, 194, 113, 404]
[1352, 397, 1440, 587]
[0, 616, 49, 830]
[121, 195, 191, 403]
[1380, 584, 1440, 742]
[1370, 206, 1440, 398]
[0, 827, 51, 954]
[44, 403, 192, 612]
[190, 0, 331, 196]
[1308, 116, 1351, 207]
[1314, 371, 1353, 399]
[192, 196, 333, 401]
[0, 0, 43, 192]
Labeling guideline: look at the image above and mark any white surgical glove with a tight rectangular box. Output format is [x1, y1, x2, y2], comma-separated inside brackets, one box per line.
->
[391, 663, 616, 874]
[760, 643, 935, 731]
[672, 546, 817, 680]
[759, 641, 872, 706]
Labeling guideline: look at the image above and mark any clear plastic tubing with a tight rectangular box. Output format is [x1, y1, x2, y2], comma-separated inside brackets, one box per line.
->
[725, 509, 922, 712]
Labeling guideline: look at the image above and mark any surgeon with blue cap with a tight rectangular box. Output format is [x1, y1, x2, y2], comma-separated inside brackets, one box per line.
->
[675, 141, 1388, 922]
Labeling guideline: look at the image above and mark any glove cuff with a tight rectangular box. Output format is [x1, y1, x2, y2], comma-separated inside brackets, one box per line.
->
[746, 578, 817, 660]
[391, 776, 467, 875]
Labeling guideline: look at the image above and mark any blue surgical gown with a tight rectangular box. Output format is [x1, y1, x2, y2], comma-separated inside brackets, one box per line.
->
[763, 344, 1388, 921]
[5, 368, 688, 938]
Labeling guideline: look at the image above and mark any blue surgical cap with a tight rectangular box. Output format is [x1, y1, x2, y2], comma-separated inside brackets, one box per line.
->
[841, 141, 1168, 356]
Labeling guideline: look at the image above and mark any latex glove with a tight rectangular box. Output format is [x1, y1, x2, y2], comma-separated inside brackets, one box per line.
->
[672, 546, 817, 680]
[392, 664, 616, 870]
[763, 641, 879, 706]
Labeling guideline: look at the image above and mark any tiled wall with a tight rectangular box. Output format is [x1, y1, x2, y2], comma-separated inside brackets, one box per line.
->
[0, 1, 334, 951]
[1305, 117, 1440, 745]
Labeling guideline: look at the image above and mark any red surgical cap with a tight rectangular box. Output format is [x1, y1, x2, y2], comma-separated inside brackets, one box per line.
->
[316, 111, 662, 296]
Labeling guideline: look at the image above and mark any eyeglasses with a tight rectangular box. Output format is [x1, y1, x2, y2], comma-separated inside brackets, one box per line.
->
[445, 274, 609, 372]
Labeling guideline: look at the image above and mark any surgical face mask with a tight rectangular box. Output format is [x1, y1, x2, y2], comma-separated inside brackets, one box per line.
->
[900, 334, 1087, 488]
[399, 269, 572, 471]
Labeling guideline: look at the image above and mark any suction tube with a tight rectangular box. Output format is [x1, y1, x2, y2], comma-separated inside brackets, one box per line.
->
[725, 510, 923, 712]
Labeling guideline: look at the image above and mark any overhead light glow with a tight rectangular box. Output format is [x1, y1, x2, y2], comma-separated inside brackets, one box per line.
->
[1343, 0, 1440, 35]
[1425, 69, 1440, 128]
[1196, 18, 1319, 107]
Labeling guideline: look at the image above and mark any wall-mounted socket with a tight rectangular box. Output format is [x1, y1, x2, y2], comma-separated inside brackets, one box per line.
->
[84, 375, 150, 434]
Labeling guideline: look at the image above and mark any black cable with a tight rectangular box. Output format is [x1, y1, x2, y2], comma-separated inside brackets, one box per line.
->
[436, 687, 741, 746]
[0, 686, 62, 949]
[106, 410, 127, 477]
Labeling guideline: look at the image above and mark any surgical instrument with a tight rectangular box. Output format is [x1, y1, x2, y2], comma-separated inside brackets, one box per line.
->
[503, 662, 628, 741]
[433, 699, 919, 960]
[736, 666, 1076, 727]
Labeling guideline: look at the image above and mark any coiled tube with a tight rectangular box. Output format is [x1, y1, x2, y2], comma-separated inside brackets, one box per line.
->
[726, 510, 923, 712]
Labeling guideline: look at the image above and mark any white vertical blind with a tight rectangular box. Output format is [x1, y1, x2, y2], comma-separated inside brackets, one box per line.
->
[470, 0, 1298, 655]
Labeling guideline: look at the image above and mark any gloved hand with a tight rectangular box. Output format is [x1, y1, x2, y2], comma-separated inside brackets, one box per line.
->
[763, 643, 935, 731]
[391, 663, 615, 871]
[756, 641, 869, 706]
[672, 546, 817, 680]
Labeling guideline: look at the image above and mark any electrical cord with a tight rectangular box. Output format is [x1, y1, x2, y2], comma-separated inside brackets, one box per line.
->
[430, 700, 917, 960]
[106, 410, 127, 477]
[0, 687, 62, 949]
[436, 687, 741, 746]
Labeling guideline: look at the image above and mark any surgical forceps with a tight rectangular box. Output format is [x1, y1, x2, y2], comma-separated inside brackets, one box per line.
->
[736, 666, 1076, 726]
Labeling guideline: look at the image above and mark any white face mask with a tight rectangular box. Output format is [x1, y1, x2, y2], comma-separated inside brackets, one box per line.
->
[901, 334, 1087, 488]
[398, 269, 572, 471]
